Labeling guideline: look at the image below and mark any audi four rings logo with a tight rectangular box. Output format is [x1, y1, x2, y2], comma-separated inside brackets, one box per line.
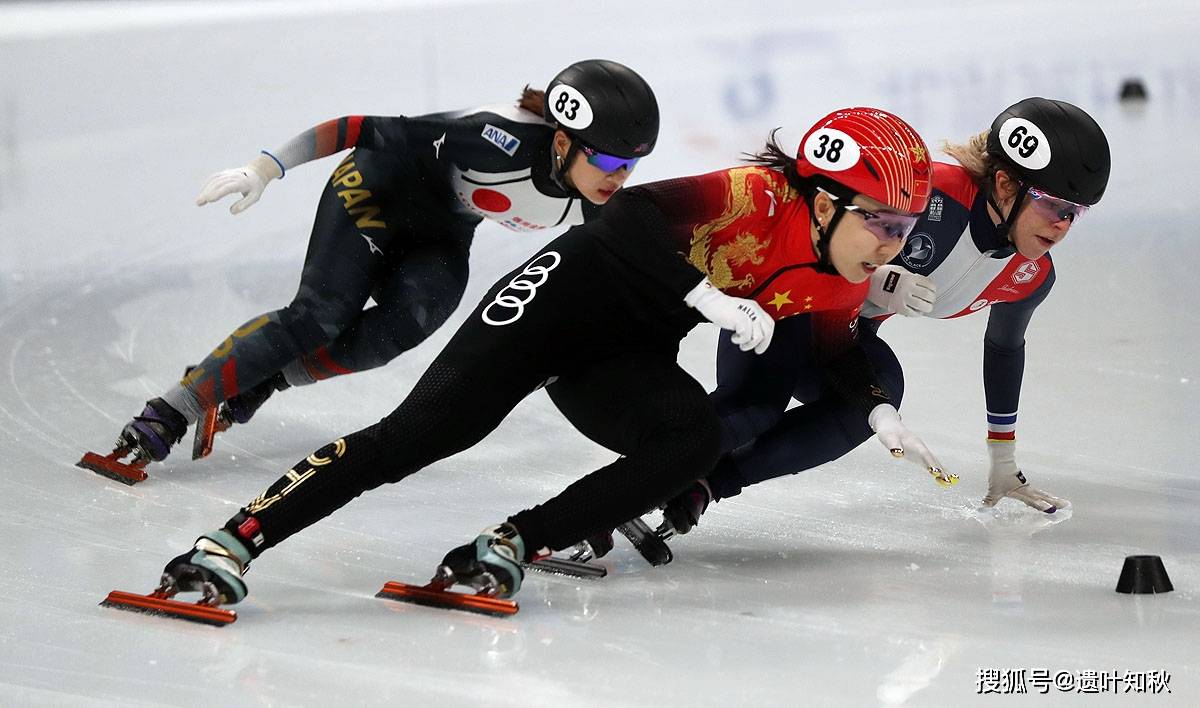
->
[482, 251, 561, 326]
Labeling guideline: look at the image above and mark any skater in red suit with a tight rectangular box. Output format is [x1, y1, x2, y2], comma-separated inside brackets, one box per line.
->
[150, 106, 952, 607]
[84, 60, 659, 470]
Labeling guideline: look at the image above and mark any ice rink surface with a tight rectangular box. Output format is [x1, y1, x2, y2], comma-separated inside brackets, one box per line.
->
[2, 1, 1198, 705]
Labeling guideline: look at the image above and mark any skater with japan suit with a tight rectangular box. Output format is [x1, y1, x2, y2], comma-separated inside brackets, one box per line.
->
[79, 59, 659, 482]
[654, 98, 1111, 540]
[141, 107, 954, 612]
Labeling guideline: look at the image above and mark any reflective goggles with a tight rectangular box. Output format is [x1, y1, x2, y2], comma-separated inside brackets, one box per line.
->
[842, 205, 921, 242]
[1025, 186, 1089, 224]
[579, 143, 639, 173]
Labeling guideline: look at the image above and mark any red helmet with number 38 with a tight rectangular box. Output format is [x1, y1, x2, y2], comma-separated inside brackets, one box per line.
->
[795, 107, 932, 215]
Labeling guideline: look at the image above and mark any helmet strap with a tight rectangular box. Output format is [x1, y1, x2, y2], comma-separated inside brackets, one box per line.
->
[551, 136, 582, 195]
[805, 190, 844, 275]
[986, 175, 1030, 244]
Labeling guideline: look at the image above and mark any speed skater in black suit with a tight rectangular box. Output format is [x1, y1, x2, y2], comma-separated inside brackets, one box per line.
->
[80, 60, 659, 478]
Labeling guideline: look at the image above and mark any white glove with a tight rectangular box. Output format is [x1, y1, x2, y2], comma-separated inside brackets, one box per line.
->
[868, 403, 958, 487]
[868, 265, 936, 317]
[982, 441, 1069, 513]
[684, 278, 774, 354]
[195, 153, 283, 215]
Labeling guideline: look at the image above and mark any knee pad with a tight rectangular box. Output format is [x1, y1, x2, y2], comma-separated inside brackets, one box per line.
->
[407, 286, 462, 339]
[278, 293, 361, 352]
[363, 269, 465, 362]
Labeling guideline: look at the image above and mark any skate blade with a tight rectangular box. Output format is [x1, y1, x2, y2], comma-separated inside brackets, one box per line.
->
[618, 517, 674, 567]
[191, 406, 230, 460]
[100, 589, 237, 626]
[77, 451, 148, 485]
[525, 556, 608, 579]
[375, 581, 518, 617]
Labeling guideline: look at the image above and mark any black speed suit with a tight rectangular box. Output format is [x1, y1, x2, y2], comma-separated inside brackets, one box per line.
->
[170, 104, 597, 421]
[227, 188, 721, 558]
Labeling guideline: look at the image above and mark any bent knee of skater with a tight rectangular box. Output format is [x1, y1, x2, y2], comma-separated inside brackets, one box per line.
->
[283, 297, 360, 343]
[365, 299, 459, 362]
[412, 294, 461, 337]
[654, 411, 723, 472]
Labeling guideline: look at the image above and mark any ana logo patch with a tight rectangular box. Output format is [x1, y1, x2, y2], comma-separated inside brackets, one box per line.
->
[900, 232, 935, 269]
[481, 124, 521, 156]
[1012, 260, 1040, 284]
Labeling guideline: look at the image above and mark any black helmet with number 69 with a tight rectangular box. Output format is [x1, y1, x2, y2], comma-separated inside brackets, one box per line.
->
[986, 97, 1110, 206]
[544, 59, 659, 160]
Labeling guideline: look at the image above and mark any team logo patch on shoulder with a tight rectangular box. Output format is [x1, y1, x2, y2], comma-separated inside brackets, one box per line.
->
[928, 195, 944, 222]
[900, 233, 935, 269]
[1012, 260, 1040, 284]
[481, 123, 521, 156]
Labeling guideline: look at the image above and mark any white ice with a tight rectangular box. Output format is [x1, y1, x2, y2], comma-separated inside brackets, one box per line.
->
[1, 1, 1198, 706]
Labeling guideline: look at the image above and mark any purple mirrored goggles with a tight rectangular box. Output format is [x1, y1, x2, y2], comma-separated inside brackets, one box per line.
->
[842, 205, 922, 242]
[1025, 186, 1089, 224]
[579, 143, 640, 173]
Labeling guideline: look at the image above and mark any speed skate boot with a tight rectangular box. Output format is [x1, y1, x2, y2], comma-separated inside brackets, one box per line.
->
[160, 529, 253, 606]
[583, 529, 615, 559]
[192, 373, 290, 460]
[435, 523, 526, 598]
[220, 372, 289, 426]
[77, 397, 188, 483]
[661, 479, 714, 535]
[99, 529, 251, 625]
[121, 398, 189, 463]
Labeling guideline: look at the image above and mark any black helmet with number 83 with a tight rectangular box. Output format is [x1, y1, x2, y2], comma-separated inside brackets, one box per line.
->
[985, 97, 1110, 206]
[544, 59, 659, 160]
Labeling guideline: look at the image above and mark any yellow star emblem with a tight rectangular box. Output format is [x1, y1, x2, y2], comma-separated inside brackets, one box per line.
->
[911, 145, 927, 163]
[767, 290, 793, 311]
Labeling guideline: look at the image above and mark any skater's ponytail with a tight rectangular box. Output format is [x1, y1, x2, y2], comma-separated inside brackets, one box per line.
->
[744, 129, 802, 190]
[518, 85, 545, 117]
[942, 130, 999, 190]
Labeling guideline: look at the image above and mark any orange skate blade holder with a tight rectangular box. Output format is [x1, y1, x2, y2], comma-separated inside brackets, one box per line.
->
[100, 589, 237, 626]
[376, 581, 518, 617]
[191, 406, 230, 460]
[77, 449, 149, 485]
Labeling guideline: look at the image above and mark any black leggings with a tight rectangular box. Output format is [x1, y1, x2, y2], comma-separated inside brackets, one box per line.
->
[230, 228, 721, 559]
[705, 315, 904, 500]
[177, 149, 470, 413]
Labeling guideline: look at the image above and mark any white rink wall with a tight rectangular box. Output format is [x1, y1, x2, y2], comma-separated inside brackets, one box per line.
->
[1, 0, 1198, 282]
